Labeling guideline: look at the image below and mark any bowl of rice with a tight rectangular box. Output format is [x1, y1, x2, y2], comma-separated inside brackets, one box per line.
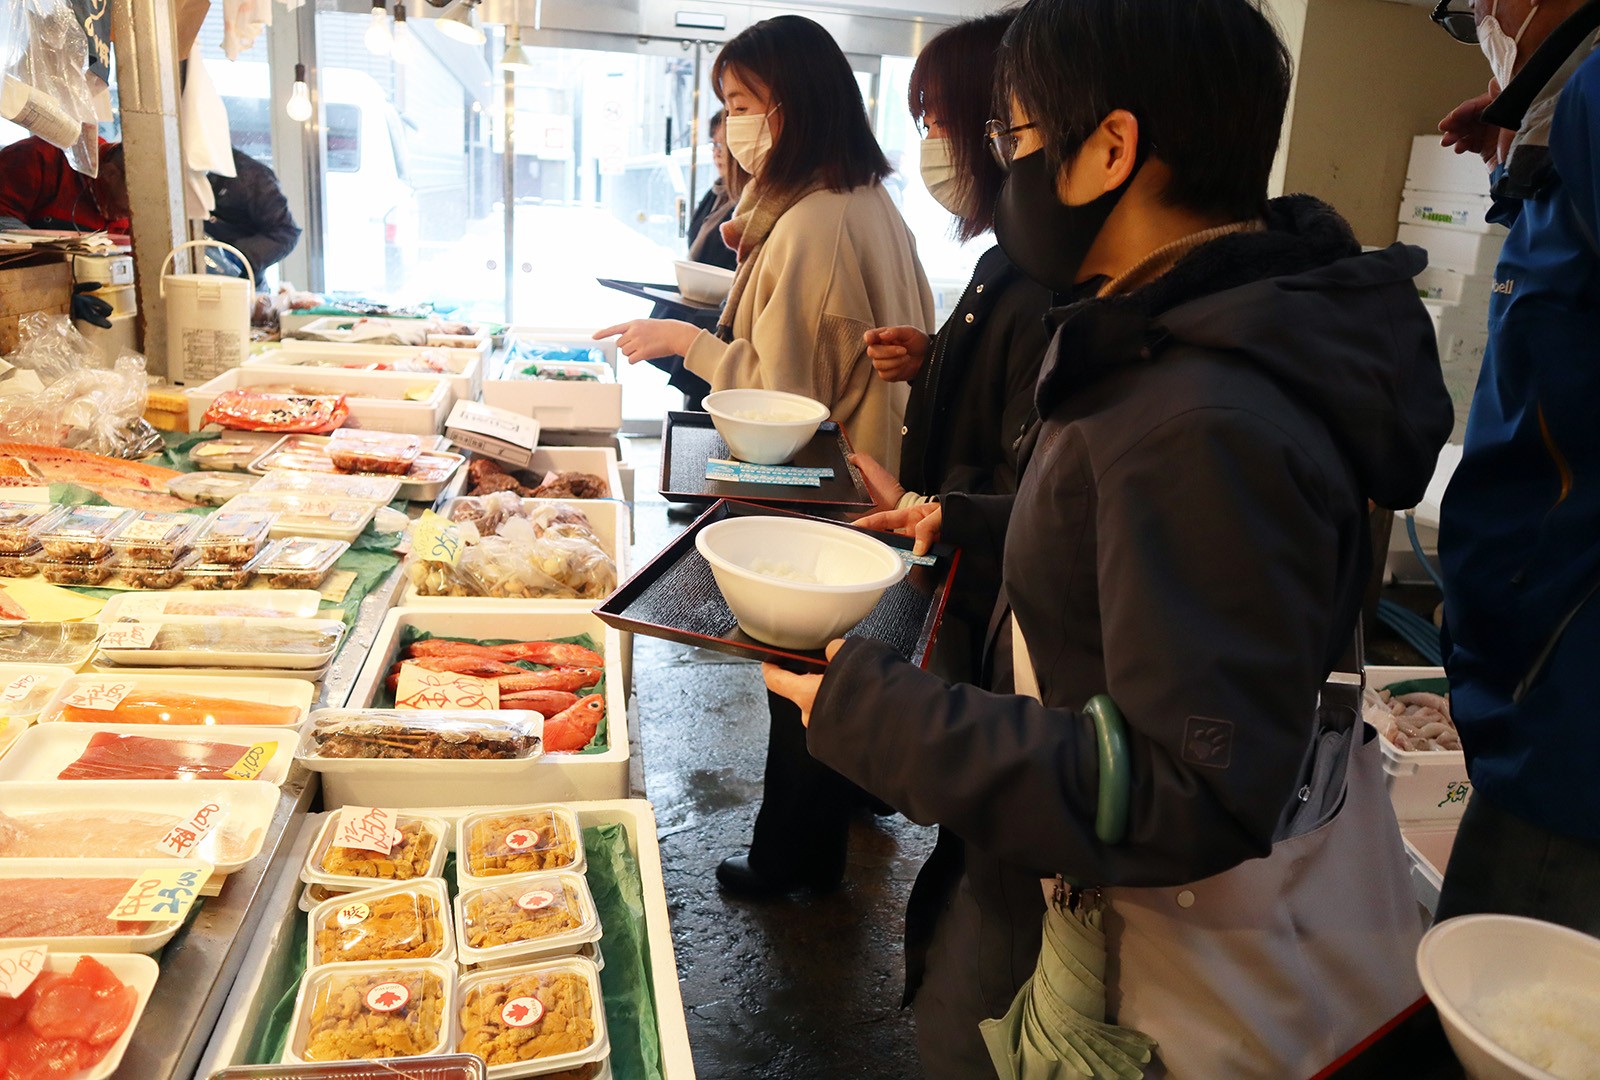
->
[695, 516, 906, 650]
[1417, 914, 1600, 1080]
[702, 389, 830, 466]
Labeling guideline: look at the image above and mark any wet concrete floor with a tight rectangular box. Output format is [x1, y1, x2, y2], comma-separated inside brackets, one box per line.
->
[626, 436, 935, 1079]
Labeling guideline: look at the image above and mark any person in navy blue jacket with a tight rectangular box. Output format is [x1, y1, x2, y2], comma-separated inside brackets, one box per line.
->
[1429, 0, 1600, 933]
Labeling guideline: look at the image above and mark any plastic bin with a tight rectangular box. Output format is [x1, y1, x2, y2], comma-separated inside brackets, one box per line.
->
[1365, 666, 1472, 825]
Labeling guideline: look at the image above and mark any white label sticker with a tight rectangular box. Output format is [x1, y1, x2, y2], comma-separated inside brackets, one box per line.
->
[335, 901, 371, 927]
[59, 679, 136, 712]
[0, 673, 43, 706]
[154, 801, 224, 858]
[0, 946, 47, 999]
[366, 982, 410, 1013]
[98, 623, 162, 650]
[500, 996, 545, 1028]
[516, 889, 557, 912]
[503, 828, 540, 852]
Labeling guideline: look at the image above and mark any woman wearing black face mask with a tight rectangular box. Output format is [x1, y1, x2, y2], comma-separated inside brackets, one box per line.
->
[763, 0, 1455, 1074]
[852, 13, 1054, 685]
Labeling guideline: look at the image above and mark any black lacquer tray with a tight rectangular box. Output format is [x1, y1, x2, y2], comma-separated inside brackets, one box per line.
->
[659, 411, 873, 511]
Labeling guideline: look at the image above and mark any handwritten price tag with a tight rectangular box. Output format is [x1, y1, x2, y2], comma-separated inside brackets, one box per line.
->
[109, 863, 213, 922]
[0, 673, 43, 707]
[0, 946, 47, 998]
[411, 511, 464, 566]
[59, 679, 135, 712]
[393, 664, 500, 711]
[223, 741, 277, 781]
[155, 801, 225, 858]
[98, 623, 162, 650]
[332, 806, 401, 855]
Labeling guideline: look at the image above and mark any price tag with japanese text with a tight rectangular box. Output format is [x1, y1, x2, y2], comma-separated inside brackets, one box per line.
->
[0, 946, 47, 998]
[0, 673, 43, 707]
[223, 741, 277, 781]
[332, 806, 401, 854]
[393, 664, 499, 711]
[98, 623, 162, 650]
[411, 511, 463, 566]
[155, 801, 225, 858]
[59, 679, 136, 712]
[108, 863, 213, 922]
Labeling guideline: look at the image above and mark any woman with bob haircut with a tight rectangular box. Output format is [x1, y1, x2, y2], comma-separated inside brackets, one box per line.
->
[596, 14, 933, 475]
[599, 14, 934, 897]
[766, 0, 1453, 1073]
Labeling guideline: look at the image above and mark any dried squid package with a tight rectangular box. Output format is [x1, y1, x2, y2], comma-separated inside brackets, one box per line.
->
[201, 389, 350, 434]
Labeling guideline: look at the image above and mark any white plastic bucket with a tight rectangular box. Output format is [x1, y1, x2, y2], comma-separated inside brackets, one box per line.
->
[161, 239, 255, 386]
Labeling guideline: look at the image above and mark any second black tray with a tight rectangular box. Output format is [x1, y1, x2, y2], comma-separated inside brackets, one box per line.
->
[595, 500, 959, 672]
[660, 411, 873, 511]
[597, 278, 722, 316]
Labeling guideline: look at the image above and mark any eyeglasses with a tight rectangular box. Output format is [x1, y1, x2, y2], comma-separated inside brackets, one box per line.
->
[1430, 0, 1479, 44]
[985, 119, 1038, 171]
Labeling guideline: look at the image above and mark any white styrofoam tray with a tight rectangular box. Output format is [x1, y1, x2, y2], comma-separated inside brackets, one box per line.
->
[95, 616, 346, 672]
[96, 590, 326, 622]
[398, 498, 630, 611]
[1365, 666, 1470, 825]
[0, 663, 77, 720]
[32, 952, 161, 1080]
[446, 448, 625, 510]
[185, 367, 454, 438]
[0, 779, 279, 874]
[290, 315, 491, 349]
[0, 859, 199, 953]
[37, 672, 315, 727]
[342, 609, 629, 805]
[0, 723, 298, 786]
[248, 346, 482, 406]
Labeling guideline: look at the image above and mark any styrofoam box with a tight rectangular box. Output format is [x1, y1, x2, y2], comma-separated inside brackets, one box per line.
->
[438, 447, 626, 509]
[1402, 820, 1459, 917]
[1406, 134, 1495, 197]
[1399, 189, 1499, 235]
[1397, 224, 1505, 276]
[485, 332, 624, 432]
[186, 367, 453, 438]
[263, 341, 483, 402]
[398, 498, 631, 610]
[341, 608, 630, 803]
[1414, 266, 1492, 309]
[1365, 666, 1471, 825]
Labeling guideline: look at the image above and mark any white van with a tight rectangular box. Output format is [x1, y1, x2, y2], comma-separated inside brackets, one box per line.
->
[208, 62, 418, 297]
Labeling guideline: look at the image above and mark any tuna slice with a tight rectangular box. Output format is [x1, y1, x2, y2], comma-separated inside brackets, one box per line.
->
[57, 732, 253, 781]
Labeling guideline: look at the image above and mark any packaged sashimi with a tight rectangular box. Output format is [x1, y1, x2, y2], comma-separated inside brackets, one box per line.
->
[0, 878, 158, 937]
[0, 954, 141, 1076]
[43, 689, 301, 727]
[0, 808, 264, 865]
[57, 731, 265, 781]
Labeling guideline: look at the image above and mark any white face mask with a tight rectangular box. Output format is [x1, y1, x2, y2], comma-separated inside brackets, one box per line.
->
[724, 110, 776, 176]
[919, 137, 968, 216]
[1478, 0, 1539, 89]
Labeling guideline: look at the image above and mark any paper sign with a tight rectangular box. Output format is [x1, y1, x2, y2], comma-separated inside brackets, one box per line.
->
[0, 946, 47, 998]
[0, 579, 104, 623]
[155, 801, 225, 858]
[223, 741, 277, 781]
[501, 996, 545, 1028]
[411, 512, 464, 566]
[394, 663, 500, 711]
[98, 623, 161, 650]
[318, 569, 358, 604]
[332, 806, 401, 855]
[705, 460, 830, 487]
[108, 863, 213, 922]
[0, 673, 43, 706]
[60, 679, 135, 712]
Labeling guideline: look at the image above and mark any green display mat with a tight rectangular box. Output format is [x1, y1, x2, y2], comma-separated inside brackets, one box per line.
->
[247, 823, 663, 1079]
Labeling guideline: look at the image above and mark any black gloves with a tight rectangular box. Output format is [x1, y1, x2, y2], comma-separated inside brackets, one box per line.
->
[71, 282, 114, 329]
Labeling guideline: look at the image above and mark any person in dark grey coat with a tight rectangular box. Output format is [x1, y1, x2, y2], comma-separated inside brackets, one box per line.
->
[206, 148, 301, 288]
[766, 0, 1454, 1073]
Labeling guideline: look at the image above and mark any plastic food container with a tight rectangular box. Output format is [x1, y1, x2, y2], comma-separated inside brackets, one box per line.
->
[0, 547, 40, 576]
[36, 554, 117, 586]
[328, 430, 423, 475]
[36, 506, 136, 561]
[95, 617, 346, 670]
[284, 958, 455, 1064]
[193, 511, 276, 565]
[210, 1055, 488, 1079]
[255, 538, 351, 590]
[455, 873, 600, 968]
[221, 493, 376, 544]
[302, 812, 450, 891]
[0, 665, 72, 722]
[167, 471, 259, 507]
[456, 806, 585, 890]
[191, 436, 278, 472]
[453, 957, 608, 1077]
[110, 511, 203, 567]
[98, 590, 325, 622]
[299, 710, 545, 762]
[309, 878, 455, 966]
[117, 552, 199, 590]
[183, 551, 266, 590]
[0, 502, 67, 554]
[38, 672, 313, 727]
[251, 470, 404, 504]
[0, 623, 102, 669]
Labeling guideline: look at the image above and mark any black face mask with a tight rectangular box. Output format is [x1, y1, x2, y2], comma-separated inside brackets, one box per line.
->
[994, 144, 1144, 294]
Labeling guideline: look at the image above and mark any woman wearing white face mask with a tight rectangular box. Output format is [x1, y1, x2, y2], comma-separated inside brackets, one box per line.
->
[855, 12, 1054, 684]
[595, 14, 933, 479]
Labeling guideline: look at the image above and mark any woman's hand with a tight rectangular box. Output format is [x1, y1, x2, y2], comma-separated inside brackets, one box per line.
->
[593, 319, 701, 364]
[856, 501, 942, 556]
[864, 326, 929, 383]
[1439, 80, 1512, 167]
[848, 452, 906, 512]
[762, 640, 845, 727]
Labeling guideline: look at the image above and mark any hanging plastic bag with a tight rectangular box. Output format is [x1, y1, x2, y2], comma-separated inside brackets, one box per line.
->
[0, 315, 161, 458]
[1, 0, 101, 176]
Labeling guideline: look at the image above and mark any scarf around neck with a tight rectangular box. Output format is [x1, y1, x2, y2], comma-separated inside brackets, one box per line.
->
[717, 178, 826, 336]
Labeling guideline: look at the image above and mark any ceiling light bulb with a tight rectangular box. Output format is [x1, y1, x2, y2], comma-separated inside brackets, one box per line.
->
[286, 64, 313, 122]
[436, 0, 485, 46]
[391, 4, 416, 64]
[365, 3, 392, 56]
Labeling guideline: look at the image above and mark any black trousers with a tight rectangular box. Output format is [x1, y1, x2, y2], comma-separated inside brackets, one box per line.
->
[746, 690, 863, 886]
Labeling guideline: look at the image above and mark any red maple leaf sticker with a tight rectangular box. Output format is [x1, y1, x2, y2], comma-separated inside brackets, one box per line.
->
[506, 1003, 529, 1023]
[376, 990, 402, 1007]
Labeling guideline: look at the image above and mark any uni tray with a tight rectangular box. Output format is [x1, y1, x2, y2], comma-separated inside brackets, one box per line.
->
[597, 278, 721, 316]
[660, 411, 873, 511]
[207, 1055, 487, 1079]
[595, 499, 959, 672]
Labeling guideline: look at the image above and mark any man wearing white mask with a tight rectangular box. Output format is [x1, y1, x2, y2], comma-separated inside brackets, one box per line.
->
[1428, 0, 1600, 932]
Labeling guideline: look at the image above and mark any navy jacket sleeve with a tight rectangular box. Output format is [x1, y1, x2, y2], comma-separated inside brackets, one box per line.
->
[808, 407, 1346, 886]
[207, 151, 300, 283]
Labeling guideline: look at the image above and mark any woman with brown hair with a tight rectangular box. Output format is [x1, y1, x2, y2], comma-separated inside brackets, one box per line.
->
[595, 14, 933, 474]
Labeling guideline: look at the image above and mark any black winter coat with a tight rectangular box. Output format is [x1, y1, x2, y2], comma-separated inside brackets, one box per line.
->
[206, 149, 300, 287]
[807, 197, 1453, 1013]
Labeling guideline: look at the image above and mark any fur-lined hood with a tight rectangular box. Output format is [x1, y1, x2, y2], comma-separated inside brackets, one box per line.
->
[1036, 195, 1453, 510]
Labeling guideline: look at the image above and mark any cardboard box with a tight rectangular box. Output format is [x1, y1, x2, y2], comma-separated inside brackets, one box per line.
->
[0, 255, 72, 356]
[444, 399, 541, 468]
